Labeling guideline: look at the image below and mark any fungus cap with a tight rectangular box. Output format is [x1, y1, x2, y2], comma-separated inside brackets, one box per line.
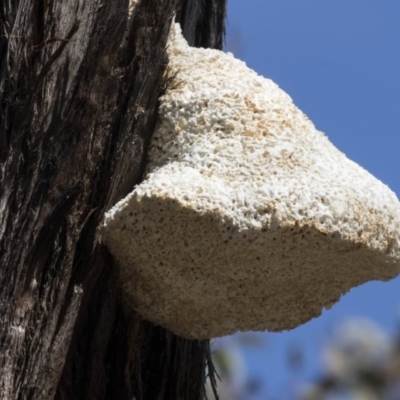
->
[100, 24, 400, 339]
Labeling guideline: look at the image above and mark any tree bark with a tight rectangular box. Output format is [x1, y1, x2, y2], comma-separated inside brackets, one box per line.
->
[0, 0, 226, 399]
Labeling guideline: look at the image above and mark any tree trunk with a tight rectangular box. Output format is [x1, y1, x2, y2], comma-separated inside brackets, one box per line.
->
[0, 0, 226, 399]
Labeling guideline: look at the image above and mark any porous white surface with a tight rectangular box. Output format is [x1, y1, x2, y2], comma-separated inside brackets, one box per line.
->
[101, 24, 400, 339]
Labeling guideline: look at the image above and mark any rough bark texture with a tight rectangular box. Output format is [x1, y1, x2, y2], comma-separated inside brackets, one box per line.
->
[0, 0, 226, 399]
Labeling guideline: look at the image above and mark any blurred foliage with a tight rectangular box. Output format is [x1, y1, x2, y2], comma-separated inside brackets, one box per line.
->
[206, 333, 267, 400]
[300, 318, 400, 400]
[206, 318, 400, 400]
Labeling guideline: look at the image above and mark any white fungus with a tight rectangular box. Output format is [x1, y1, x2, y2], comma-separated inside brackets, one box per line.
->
[101, 23, 400, 339]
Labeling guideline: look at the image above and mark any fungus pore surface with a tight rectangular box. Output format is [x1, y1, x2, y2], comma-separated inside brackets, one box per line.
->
[101, 24, 400, 339]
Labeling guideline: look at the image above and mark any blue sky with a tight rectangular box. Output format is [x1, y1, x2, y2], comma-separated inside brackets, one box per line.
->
[223, 1, 400, 398]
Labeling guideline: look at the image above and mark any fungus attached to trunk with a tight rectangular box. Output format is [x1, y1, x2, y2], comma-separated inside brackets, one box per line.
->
[100, 24, 400, 340]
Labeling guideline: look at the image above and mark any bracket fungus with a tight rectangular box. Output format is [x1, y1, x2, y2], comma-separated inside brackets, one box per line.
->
[100, 24, 400, 339]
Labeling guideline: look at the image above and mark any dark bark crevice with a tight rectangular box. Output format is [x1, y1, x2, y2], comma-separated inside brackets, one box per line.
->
[0, 0, 226, 399]
[176, 0, 227, 50]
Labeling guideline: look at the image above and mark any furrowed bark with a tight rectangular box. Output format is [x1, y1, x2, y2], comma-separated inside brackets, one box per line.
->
[0, 0, 227, 399]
